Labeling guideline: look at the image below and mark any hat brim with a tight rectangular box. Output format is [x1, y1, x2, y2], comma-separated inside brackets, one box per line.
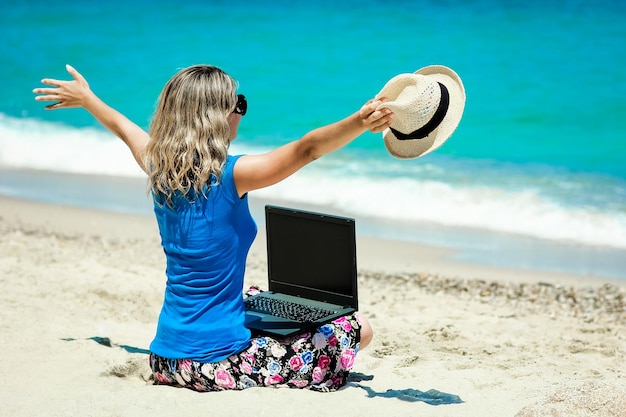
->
[382, 65, 466, 159]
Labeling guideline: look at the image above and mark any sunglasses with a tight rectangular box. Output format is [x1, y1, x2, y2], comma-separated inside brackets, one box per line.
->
[233, 94, 247, 116]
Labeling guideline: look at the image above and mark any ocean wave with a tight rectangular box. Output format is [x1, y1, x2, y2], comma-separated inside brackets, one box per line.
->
[2, 114, 625, 249]
[0, 114, 144, 178]
[252, 170, 626, 249]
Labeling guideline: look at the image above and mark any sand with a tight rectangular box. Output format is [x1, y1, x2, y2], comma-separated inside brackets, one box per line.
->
[1, 195, 625, 417]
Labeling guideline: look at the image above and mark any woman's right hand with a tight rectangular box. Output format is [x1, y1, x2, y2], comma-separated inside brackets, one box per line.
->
[33, 64, 93, 110]
[359, 98, 393, 133]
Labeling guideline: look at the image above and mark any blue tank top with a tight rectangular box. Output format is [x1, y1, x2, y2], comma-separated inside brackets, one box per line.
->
[149, 155, 257, 362]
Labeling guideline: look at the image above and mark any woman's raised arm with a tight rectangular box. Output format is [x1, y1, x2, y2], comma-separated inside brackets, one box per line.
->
[33, 65, 150, 173]
[234, 99, 392, 197]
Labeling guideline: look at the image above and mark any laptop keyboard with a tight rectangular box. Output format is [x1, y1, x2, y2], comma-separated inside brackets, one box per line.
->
[245, 296, 335, 323]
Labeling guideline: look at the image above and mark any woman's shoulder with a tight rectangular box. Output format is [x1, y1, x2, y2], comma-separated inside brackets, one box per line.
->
[227, 153, 245, 163]
[225, 153, 246, 173]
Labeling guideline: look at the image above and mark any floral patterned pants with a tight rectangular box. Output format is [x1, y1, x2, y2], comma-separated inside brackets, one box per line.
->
[149, 313, 362, 392]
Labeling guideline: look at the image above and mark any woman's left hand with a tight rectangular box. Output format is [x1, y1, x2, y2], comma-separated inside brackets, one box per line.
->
[359, 99, 393, 133]
[33, 64, 93, 110]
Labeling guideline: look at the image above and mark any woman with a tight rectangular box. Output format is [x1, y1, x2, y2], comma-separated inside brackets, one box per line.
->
[33, 64, 392, 392]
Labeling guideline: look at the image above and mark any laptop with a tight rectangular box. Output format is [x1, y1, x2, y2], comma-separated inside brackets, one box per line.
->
[244, 205, 359, 336]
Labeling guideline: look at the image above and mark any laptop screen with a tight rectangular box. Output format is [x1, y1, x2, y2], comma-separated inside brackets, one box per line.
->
[264, 205, 358, 309]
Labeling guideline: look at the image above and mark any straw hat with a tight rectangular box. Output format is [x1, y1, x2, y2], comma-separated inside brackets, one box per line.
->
[376, 65, 465, 159]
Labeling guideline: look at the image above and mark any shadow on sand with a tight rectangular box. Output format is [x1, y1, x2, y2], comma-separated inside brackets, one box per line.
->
[348, 372, 463, 405]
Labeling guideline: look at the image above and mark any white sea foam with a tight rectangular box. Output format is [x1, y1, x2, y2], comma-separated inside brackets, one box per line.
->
[2, 114, 625, 249]
[0, 114, 144, 178]
[252, 171, 626, 249]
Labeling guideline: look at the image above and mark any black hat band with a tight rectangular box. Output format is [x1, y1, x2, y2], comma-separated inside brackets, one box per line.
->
[389, 82, 450, 141]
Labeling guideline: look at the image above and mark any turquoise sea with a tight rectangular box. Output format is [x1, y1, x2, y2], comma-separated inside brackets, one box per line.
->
[1, 0, 625, 279]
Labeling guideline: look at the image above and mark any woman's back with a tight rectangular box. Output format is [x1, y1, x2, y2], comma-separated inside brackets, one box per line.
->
[149, 155, 257, 362]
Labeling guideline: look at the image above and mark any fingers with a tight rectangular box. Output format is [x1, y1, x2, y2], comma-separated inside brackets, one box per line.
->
[34, 94, 62, 103]
[32, 86, 62, 110]
[33, 64, 85, 110]
[34, 94, 57, 102]
[360, 98, 393, 133]
[66, 64, 86, 83]
[39, 78, 63, 87]
[359, 98, 382, 118]
[44, 103, 63, 110]
[367, 112, 393, 133]
[32, 87, 60, 96]
[36, 65, 83, 88]
[33, 78, 65, 108]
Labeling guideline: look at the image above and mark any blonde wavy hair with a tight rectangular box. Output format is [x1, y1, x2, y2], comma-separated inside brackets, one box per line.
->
[144, 65, 238, 207]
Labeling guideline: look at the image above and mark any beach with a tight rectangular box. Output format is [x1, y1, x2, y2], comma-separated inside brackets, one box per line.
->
[1, 194, 624, 417]
[3, 0, 626, 415]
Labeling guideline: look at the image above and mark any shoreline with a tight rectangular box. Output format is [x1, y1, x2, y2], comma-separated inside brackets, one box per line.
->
[2, 166, 625, 282]
[1, 195, 625, 416]
[2, 193, 623, 287]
